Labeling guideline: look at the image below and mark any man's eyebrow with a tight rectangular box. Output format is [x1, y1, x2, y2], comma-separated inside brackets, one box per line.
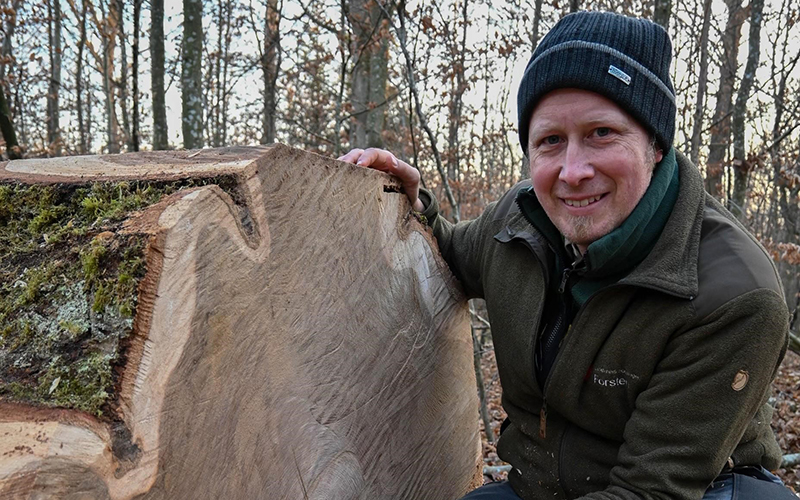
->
[529, 115, 626, 135]
[528, 121, 560, 135]
[582, 116, 627, 127]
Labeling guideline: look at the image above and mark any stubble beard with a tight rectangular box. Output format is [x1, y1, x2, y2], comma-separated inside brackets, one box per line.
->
[564, 215, 596, 245]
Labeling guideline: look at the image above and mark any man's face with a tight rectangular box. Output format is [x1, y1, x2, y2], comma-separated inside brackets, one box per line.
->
[527, 89, 663, 253]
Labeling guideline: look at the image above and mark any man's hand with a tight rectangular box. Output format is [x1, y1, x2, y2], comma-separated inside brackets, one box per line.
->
[338, 148, 425, 212]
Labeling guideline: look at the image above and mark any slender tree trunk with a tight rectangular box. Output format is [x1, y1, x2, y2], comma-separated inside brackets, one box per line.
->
[1, 0, 22, 159]
[531, 0, 543, 49]
[151, 0, 168, 149]
[690, 0, 712, 165]
[349, 0, 370, 148]
[348, 0, 389, 149]
[366, 13, 390, 148]
[653, 0, 671, 30]
[86, 76, 93, 152]
[118, 0, 131, 150]
[0, 0, 23, 85]
[220, 0, 232, 146]
[131, 0, 140, 151]
[569, 0, 580, 13]
[261, 0, 281, 145]
[0, 82, 21, 159]
[212, 0, 223, 147]
[76, 0, 88, 154]
[446, 0, 469, 183]
[471, 322, 493, 445]
[13, 64, 24, 148]
[730, 0, 765, 219]
[47, 0, 62, 156]
[705, 0, 745, 198]
[182, 0, 204, 149]
[101, 0, 121, 154]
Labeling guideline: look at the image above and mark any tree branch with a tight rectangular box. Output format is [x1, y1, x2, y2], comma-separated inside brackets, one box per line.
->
[382, 0, 460, 221]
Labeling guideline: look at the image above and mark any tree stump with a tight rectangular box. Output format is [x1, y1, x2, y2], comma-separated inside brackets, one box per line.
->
[0, 145, 481, 499]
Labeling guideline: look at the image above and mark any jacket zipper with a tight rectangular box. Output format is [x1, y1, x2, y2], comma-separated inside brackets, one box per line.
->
[539, 265, 575, 439]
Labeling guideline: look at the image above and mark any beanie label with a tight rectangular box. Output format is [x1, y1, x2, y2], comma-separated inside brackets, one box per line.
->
[608, 65, 631, 85]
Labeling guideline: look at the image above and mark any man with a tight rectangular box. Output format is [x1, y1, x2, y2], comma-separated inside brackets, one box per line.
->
[339, 11, 794, 499]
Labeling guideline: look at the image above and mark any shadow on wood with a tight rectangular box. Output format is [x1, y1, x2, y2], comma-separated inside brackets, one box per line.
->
[0, 145, 481, 499]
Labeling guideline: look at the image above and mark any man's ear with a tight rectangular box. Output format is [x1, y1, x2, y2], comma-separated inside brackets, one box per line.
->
[654, 147, 663, 164]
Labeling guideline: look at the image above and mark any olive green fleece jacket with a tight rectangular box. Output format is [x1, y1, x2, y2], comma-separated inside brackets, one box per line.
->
[418, 151, 789, 500]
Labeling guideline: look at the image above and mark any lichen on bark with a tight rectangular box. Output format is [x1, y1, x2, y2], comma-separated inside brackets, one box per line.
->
[0, 176, 241, 416]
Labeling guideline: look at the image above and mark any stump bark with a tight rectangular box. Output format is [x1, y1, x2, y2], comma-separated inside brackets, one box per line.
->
[0, 145, 481, 499]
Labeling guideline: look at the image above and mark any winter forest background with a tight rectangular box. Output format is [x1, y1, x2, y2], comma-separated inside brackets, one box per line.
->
[2, 0, 800, 487]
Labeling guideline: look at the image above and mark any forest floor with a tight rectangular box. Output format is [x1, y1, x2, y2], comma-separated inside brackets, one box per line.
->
[477, 344, 800, 493]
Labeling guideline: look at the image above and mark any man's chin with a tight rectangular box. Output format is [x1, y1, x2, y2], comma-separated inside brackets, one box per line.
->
[559, 216, 598, 247]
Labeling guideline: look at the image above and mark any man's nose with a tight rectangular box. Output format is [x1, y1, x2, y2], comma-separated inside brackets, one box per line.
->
[558, 142, 594, 186]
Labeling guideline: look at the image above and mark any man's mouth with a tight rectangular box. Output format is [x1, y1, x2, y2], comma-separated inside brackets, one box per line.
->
[563, 194, 604, 207]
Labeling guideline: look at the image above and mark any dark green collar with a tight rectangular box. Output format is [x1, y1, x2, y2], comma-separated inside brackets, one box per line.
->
[516, 148, 680, 304]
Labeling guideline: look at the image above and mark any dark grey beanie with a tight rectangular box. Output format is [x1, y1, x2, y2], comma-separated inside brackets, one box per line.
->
[517, 11, 676, 154]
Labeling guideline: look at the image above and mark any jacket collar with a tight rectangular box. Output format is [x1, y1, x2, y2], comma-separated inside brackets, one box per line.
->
[617, 150, 704, 299]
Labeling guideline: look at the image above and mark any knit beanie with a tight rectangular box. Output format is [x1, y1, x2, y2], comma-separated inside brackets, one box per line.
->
[517, 11, 675, 154]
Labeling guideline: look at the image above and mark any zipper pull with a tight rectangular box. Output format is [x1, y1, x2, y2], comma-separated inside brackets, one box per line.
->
[558, 268, 570, 294]
[539, 400, 547, 439]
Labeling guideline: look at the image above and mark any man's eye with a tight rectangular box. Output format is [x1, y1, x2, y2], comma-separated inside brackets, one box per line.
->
[544, 135, 560, 145]
[595, 127, 611, 137]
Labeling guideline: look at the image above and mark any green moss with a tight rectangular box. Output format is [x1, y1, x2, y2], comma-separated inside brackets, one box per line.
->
[0, 175, 243, 417]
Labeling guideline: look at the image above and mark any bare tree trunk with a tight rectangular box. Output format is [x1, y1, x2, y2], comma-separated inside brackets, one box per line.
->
[131, 0, 140, 151]
[13, 64, 25, 148]
[86, 71, 93, 152]
[531, 0, 543, 49]
[366, 14, 390, 148]
[349, 1, 369, 148]
[220, 0, 232, 146]
[705, 0, 745, 199]
[689, 0, 712, 165]
[47, 0, 62, 156]
[182, 0, 204, 149]
[348, 0, 390, 149]
[569, 0, 580, 13]
[730, 0, 765, 219]
[0, 0, 22, 84]
[1, 0, 22, 159]
[0, 82, 21, 159]
[469, 302, 494, 445]
[99, 0, 121, 153]
[150, 0, 168, 149]
[118, 0, 131, 150]
[261, 0, 281, 145]
[210, 0, 224, 147]
[471, 326, 493, 444]
[653, 0, 671, 30]
[445, 0, 469, 183]
[76, 0, 88, 154]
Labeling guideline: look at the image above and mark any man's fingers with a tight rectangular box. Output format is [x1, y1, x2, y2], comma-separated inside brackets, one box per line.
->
[337, 149, 365, 164]
[339, 148, 400, 173]
[359, 148, 398, 171]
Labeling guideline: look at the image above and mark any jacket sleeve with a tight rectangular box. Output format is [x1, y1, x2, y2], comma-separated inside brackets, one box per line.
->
[418, 188, 500, 300]
[578, 288, 789, 500]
